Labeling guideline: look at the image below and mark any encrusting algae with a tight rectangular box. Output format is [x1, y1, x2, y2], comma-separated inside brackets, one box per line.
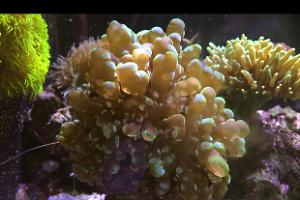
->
[56, 18, 249, 199]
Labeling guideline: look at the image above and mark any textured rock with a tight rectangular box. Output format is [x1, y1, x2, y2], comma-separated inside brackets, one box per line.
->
[225, 106, 300, 200]
[15, 183, 46, 200]
[26, 90, 70, 155]
[0, 97, 31, 200]
[48, 193, 106, 200]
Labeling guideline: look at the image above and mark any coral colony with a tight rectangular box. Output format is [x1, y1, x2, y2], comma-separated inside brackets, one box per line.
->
[0, 14, 50, 100]
[56, 18, 246, 199]
[53, 18, 300, 199]
[206, 35, 300, 115]
[0, 14, 50, 199]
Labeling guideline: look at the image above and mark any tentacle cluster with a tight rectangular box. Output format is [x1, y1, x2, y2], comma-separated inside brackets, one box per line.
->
[0, 14, 50, 100]
[206, 34, 300, 113]
[52, 37, 104, 92]
[57, 19, 250, 199]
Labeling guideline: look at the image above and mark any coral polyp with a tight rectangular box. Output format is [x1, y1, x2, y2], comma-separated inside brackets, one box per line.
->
[52, 38, 104, 92]
[57, 18, 249, 199]
[206, 34, 300, 114]
[0, 14, 50, 100]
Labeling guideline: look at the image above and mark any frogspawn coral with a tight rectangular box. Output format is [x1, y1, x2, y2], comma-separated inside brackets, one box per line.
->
[206, 34, 300, 116]
[57, 18, 249, 199]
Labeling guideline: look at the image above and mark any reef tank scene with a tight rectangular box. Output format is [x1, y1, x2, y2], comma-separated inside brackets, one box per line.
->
[1, 14, 300, 200]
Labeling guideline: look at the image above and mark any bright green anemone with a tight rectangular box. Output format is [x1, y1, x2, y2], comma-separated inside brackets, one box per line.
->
[0, 14, 50, 100]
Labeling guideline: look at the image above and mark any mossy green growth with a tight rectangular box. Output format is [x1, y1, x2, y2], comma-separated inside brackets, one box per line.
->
[0, 14, 50, 100]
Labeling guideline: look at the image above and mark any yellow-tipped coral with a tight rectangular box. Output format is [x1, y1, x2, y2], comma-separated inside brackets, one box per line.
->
[57, 19, 249, 199]
[206, 34, 300, 115]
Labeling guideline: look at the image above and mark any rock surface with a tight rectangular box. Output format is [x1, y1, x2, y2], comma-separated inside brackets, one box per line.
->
[225, 106, 300, 200]
[48, 193, 106, 200]
[0, 97, 31, 200]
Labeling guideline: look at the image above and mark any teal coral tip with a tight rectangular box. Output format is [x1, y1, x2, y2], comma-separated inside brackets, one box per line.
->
[0, 14, 50, 100]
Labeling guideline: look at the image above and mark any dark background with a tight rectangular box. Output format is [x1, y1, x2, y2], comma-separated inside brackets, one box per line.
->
[44, 14, 300, 64]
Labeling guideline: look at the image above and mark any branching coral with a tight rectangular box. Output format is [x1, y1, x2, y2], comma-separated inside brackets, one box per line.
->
[206, 34, 300, 115]
[0, 14, 50, 100]
[57, 18, 249, 199]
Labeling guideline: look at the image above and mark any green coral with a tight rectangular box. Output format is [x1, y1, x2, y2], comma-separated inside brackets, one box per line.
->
[206, 34, 300, 117]
[0, 14, 50, 100]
